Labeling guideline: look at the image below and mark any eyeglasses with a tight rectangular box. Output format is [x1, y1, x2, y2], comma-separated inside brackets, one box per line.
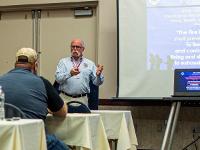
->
[71, 45, 83, 49]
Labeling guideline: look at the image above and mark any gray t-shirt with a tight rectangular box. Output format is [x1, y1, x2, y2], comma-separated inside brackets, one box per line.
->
[0, 68, 63, 120]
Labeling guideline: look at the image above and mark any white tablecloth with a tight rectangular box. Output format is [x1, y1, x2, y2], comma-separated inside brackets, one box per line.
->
[0, 119, 47, 150]
[92, 110, 138, 150]
[45, 113, 110, 150]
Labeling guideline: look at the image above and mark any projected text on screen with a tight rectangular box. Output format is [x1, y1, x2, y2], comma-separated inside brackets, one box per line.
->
[147, 2, 200, 70]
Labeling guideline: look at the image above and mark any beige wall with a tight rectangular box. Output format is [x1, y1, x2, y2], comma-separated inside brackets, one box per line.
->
[98, 0, 117, 99]
[0, 0, 117, 99]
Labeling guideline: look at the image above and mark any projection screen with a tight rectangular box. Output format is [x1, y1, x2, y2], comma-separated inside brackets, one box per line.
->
[117, 0, 200, 98]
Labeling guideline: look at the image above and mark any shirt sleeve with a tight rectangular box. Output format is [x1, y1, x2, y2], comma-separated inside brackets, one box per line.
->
[55, 58, 71, 84]
[91, 62, 104, 86]
[40, 76, 64, 112]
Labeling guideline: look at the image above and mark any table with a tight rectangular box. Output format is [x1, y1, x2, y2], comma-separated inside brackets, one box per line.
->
[91, 110, 138, 150]
[0, 119, 47, 150]
[45, 113, 110, 150]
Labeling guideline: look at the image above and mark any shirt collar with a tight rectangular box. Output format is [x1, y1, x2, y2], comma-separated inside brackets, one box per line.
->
[71, 57, 83, 62]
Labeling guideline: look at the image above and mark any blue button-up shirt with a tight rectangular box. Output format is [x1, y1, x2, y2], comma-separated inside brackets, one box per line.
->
[55, 57, 104, 95]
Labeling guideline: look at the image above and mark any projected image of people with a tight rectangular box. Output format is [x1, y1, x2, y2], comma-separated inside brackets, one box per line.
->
[149, 54, 164, 70]
[166, 55, 174, 70]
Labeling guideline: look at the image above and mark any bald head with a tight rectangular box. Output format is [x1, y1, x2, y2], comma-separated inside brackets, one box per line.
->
[70, 39, 85, 60]
[71, 39, 85, 48]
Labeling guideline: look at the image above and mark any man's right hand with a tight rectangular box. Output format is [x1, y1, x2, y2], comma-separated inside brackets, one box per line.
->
[70, 68, 80, 76]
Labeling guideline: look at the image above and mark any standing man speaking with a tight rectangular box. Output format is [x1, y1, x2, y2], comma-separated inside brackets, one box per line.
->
[55, 39, 104, 105]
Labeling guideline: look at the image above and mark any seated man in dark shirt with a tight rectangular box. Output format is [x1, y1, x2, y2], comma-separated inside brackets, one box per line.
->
[0, 48, 69, 150]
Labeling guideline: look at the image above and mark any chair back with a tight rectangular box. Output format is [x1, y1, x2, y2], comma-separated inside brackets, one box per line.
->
[67, 101, 91, 113]
[4, 103, 26, 119]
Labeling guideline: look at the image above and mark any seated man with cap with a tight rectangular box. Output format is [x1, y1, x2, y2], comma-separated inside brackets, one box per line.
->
[0, 48, 69, 150]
